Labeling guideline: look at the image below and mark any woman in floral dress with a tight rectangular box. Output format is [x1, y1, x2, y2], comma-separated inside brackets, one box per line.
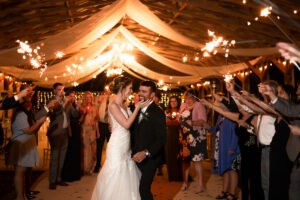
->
[179, 90, 207, 192]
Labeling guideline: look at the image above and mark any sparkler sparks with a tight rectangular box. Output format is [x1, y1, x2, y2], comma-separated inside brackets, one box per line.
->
[201, 30, 235, 58]
[260, 7, 272, 17]
[16, 40, 47, 77]
[224, 73, 233, 82]
[55, 51, 65, 59]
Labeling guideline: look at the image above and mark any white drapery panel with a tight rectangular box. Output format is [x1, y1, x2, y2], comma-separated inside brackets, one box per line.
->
[0, 0, 277, 87]
[0, 25, 253, 87]
[0, 0, 126, 65]
[0, 0, 278, 66]
[0, 29, 120, 86]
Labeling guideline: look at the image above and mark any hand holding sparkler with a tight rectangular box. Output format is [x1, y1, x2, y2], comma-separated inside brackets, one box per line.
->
[289, 124, 300, 136]
[276, 42, 300, 71]
[46, 99, 58, 110]
[17, 85, 36, 100]
[213, 94, 225, 103]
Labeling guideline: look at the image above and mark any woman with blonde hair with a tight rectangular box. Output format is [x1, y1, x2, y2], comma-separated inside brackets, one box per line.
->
[80, 91, 99, 175]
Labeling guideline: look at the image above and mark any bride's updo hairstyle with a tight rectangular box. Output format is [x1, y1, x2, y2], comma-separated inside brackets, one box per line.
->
[109, 76, 132, 94]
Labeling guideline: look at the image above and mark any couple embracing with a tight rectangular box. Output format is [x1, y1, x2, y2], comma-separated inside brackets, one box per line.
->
[91, 77, 166, 200]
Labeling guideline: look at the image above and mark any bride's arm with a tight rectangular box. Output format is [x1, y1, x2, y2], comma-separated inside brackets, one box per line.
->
[109, 103, 140, 129]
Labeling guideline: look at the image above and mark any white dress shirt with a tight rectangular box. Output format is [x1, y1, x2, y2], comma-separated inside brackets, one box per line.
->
[138, 101, 153, 123]
[256, 115, 276, 145]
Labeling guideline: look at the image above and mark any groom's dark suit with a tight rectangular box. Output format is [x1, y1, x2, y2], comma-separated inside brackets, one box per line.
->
[132, 102, 166, 200]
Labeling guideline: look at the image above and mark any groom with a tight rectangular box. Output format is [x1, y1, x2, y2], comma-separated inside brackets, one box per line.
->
[132, 81, 166, 200]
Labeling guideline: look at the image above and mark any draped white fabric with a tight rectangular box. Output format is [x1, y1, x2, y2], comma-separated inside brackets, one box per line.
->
[0, 0, 278, 87]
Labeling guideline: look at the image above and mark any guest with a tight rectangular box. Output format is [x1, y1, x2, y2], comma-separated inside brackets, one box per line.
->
[0, 86, 33, 110]
[165, 96, 182, 181]
[296, 82, 300, 103]
[154, 91, 165, 176]
[226, 81, 293, 200]
[7, 85, 47, 200]
[262, 82, 300, 200]
[129, 93, 140, 112]
[289, 124, 300, 135]
[62, 91, 81, 182]
[80, 91, 99, 175]
[153, 92, 165, 111]
[35, 82, 71, 190]
[202, 82, 264, 200]
[94, 88, 111, 173]
[277, 42, 300, 63]
[179, 90, 207, 193]
[209, 110, 240, 199]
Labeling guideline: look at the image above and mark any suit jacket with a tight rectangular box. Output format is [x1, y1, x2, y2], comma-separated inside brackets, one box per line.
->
[35, 100, 72, 137]
[132, 102, 166, 162]
[1, 96, 19, 110]
[273, 97, 300, 161]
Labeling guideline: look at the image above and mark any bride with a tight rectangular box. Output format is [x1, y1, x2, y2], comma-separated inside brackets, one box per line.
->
[91, 76, 149, 200]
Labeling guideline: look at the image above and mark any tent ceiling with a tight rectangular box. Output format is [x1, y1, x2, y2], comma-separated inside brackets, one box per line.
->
[0, 0, 299, 87]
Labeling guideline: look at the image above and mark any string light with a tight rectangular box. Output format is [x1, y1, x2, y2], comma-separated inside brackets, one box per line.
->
[182, 55, 188, 63]
[106, 67, 123, 77]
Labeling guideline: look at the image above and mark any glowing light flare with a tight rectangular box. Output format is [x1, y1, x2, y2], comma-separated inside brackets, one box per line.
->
[55, 51, 64, 59]
[260, 7, 272, 17]
[203, 81, 210, 86]
[72, 82, 79, 87]
[224, 74, 233, 82]
[203, 52, 210, 57]
[106, 67, 123, 77]
[171, 112, 178, 118]
[182, 55, 188, 63]
[162, 85, 168, 91]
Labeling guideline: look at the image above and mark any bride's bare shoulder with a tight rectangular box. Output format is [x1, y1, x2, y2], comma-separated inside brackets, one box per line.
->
[108, 101, 121, 112]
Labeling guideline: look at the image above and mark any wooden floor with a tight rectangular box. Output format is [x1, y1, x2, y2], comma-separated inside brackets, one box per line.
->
[31, 161, 228, 200]
[1, 123, 228, 200]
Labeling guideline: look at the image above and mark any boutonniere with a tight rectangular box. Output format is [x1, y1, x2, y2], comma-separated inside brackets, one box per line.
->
[141, 111, 150, 121]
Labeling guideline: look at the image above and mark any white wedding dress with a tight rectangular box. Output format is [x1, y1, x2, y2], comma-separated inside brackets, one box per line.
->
[91, 108, 141, 200]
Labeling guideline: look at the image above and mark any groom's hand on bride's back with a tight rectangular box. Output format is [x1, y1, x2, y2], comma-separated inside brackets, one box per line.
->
[132, 151, 147, 163]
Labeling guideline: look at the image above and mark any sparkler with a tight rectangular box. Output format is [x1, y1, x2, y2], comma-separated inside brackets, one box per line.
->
[260, 7, 300, 71]
[201, 30, 236, 58]
[16, 40, 47, 77]
[260, 7, 299, 46]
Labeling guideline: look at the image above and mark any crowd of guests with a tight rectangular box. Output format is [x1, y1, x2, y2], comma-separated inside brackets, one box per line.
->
[2, 41, 300, 200]
[4, 83, 115, 200]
